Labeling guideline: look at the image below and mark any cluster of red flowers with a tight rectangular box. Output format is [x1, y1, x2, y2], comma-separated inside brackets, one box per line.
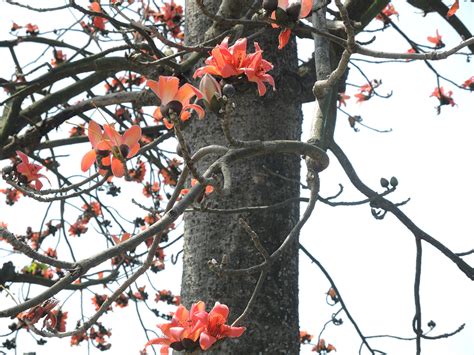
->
[154, 290, 181, 306]
[71, 323, 111, 350]
[105, 74, 145, 93]
[16, 298, 59, 329]
[128, 159, 146, 182]
[10, 22, 39, 35]
[144, 301, 245, 354]
[144, 1, 184, 39]
[68, 202, 102, 237]
[354, 80, 381, 103]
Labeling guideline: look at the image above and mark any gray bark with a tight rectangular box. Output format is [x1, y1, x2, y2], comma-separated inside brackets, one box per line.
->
[180, 1, 303, 353]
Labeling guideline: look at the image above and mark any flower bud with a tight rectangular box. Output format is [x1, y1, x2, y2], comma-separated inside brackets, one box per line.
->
[160, 100, 183, 117]
[390, 176, 398, 187]
[199, 74, 222, 104]
[380, 178, 389, 188]
[263, 0, 278, 12]
[222, 83, 236, 97]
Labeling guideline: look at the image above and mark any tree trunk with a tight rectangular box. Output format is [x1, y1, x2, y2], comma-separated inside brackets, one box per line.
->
[180, 1, 303, 353]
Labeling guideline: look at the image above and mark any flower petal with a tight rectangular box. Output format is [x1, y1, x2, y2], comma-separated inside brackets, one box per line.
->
[87, 120, 103, 148]
[111, 157, 125, 177]
[182, 104, 205, 120]
[104, 124, 122, 147]
[81, 150, 97, 172]
[222, 325, 246, 338]
[158, 76, 180, 105]
[209, 302, 229, 321]
[123, 125, 142, 148]
[300, 0, 313, 18]
[176, 83, 203, 104]
[199, 332, 217, 351]
[278, 28, 292, 50]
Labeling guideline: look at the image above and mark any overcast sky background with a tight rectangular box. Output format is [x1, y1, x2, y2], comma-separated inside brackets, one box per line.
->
[0, 1, 473, 354]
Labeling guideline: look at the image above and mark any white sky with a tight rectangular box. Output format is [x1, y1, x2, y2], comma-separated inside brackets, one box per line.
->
[0, 1, 473, 354]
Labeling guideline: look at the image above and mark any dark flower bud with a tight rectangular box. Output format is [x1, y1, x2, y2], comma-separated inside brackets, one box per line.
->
[286, 3, 301, 21]
[390, 176, 398, 187]
[380, 178, 389, 188]
[222, 83, 236, 97]
[160, 100, 183, 117]
[263, 0, 278, 12]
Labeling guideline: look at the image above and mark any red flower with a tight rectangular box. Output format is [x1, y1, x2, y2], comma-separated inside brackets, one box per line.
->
[48, 309, 68, 332]
[81, 120, 142, 178]
[68, 219, 88, 237]
[0, 188, 22, 205]
[51, 49, 66, 67]
[147, 76, 204, 129]
[11, 22, 21, 31]
[90, 2, 106, 31]
[180, 178, 214, 197]
[462, 76, 474, 91]
[431, 87, 455, 106]
[337, 92, 350, 107]
[69, 124, 85, 137]
[427, 30, 444, 49]
[25, 23, 39, 35]
[312, 338, 336, 353]
[145, 302, 206, 353]
[15, 151, 49, 190]
[376, 3, 398, 23]
[17, 298, 59, 326]
[194, 37, 275, 96]
[269, 0, 314, 49]
[300, 330, 313, 344]
[195, 302, 246, 350]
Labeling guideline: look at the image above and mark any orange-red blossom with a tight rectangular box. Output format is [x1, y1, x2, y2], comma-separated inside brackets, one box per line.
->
[269, 0, 314, 49]
[147, 76, 204, 129]
[193, 37, 275, 96]
[81, 120, 142, 178]
[144, 301, 245, 354]
[15, 151, 49, 190]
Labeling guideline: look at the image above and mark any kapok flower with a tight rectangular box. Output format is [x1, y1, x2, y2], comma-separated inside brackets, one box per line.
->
[147, 76, 204, 129]
[376, 4, 398, 24]
[312, 338, 336, 353]
[337, 92, 350, 107]
[194, 37, 275, 96]
[462, 76, 474, 91]
[81, 120, 142, 178]
[145, 302, 206, 353]
[268, 0, 314, 49]
[431, 87, 455, 107]
[15, 151, 49, 190]
[427, 30, 444, 49]
[194, 37, 248, 79]
[241, 43, 275, 96]
[195, 302, 246, 350]
[17, 298, 59, 326]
